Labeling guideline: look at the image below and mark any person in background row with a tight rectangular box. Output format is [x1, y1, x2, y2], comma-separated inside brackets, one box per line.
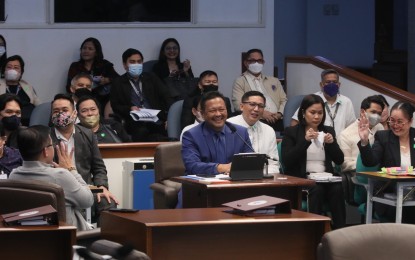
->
[181, 70, 232, 130]
[152, 38, 193, 80]
[376, 94, 390, 130]
[0, 55, 40, 126]
[232, 48, 287, 133]
[282, 94, 345, 229]
[110, 48, 172, 142]
[10, 125, 94, 230]
[66, 37, 119, 111]
[69, 73, 93, 104]
[0, 35, 7, 78]
[0, 93, 23, 148]
[180, 95, 203, 141]
[0, 122, 22, 178]
[76, 95, 131, 143]
[291, 69, 355, 135]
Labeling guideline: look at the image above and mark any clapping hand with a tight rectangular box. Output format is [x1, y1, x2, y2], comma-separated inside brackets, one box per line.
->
[52, 141, 75, 170]
[358, 110, 370, 145]
[183, 59, 191, 72]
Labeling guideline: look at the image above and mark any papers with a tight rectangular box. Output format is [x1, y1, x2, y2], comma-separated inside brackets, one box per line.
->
[130, 109, 160, 122]
[2, 205, 58, 226]
[307, 172, 342, 182]
[183, 175, 231, 184]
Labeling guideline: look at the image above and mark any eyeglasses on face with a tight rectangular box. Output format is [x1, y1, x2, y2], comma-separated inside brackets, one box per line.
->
[387, 119, 408, 127]
[242, 102, 265, 109]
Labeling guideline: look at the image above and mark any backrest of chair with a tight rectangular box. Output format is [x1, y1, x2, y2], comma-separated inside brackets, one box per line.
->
[318, 223, 415, 260]
[167, 100, 184, 140]
[0, 179, 66, 222]
[29, 102, 51, 126]
[143, 60, 158, 73]
[356, 153, 379, 183]
[154, 142, 185, 182]
[283, 95, 305, 128]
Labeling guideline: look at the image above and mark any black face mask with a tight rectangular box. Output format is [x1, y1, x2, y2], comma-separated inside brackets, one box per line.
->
[202, 84, 219, 93]
[2, 115, 21, 131]
[74, 88, 92, 99]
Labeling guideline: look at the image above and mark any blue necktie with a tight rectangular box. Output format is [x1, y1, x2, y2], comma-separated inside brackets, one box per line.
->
[214, 133, 226, 163]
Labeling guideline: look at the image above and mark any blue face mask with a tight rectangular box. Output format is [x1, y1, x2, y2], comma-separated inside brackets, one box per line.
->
[323, 83, 339, 97]
[128, 63, 143, 77]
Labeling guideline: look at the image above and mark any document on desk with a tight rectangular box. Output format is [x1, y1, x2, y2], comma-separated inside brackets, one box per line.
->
[183, 175, 231, 184]
[307, 172, 342, 183]
[130, 109, 160, 122]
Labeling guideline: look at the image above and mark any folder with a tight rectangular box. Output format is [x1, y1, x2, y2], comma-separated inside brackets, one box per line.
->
[1, 205, 58, 226]
[222, 195, 291, 216]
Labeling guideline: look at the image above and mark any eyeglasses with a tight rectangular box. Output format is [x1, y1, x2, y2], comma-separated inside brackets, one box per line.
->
[387, 119, 408, 127]
[165, 46, 178, 51]
[246, 59, 264, 65]
[242, 102, 265, 109]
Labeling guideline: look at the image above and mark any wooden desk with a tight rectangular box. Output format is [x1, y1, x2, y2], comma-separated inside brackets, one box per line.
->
[357, 171, 415, 223]
[98, 142, 165, 159]
[172, 174, 315, 209]
[101, 208, 330, 260]
[0, 221, 76, 260]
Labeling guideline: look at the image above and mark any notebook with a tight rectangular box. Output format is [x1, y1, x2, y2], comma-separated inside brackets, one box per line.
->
[228, 153, 267, 181]
[223, 195, 291, 215]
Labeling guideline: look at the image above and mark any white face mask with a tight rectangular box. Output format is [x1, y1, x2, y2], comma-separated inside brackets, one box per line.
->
[248, 62, 263, 74]
[0, 46, 5, 57]
[366, 112, 382, 127]
[5, 69, 20, 81]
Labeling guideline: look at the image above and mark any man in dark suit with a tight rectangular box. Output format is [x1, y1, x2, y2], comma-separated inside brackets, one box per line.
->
[110, 48, 173, 142]
[50, 94, 118, 222]
[181, 91, 252, 175]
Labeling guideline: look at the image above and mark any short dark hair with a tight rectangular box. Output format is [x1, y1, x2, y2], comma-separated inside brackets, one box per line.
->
[376, 94, 389, 107]
[321, 69, 339, 81]
[0, 93, 22, 112]
[198, 70, 218, 83]
[76, 95, 101, 113]
[297, 94, 326, 128]
[71, 73, 93, 87]
[52, 93, 75, 110]
[122, 48, 143, 63]
[245, 49, 263, 59]
[1, 55, 25, 77]
[241, 90, 266, 104]
[17, 125, 50, 161]
[80, 37, 104, 62]
[361, 95, 385, 111]
[390, 101, 415, 120]
[191, 95, 202, 110]
[200, 91, 226, 112]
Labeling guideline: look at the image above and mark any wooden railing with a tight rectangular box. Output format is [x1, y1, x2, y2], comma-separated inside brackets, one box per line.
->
[285, 56, 415, 104]
[98, 142, 166, 158]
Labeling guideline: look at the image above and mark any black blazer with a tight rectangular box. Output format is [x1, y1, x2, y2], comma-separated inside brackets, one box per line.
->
[110, 73, 173, 122]
[358, 128, 415, 168]
[281, 124, 344, 178]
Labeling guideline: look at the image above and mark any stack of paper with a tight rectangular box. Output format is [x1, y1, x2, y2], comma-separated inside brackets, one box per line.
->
[307, 172, 342, 182]
[130, 109, 160, 122]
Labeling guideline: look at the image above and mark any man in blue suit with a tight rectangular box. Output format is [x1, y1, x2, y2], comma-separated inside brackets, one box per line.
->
[182, 91, 252, 175]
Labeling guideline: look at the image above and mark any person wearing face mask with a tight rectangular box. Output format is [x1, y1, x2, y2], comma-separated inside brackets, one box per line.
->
[0, 93, 24, 149]
[291, 69, 356, 135]
[110, 48, 173, 142]
[76, 95, 131, 143]
[181, 70, 233, 131]
[232, 49, 287, 133]
[338, 95, 385, 173]
[0, 35, 7, 78]
[0, 55, 41, 126]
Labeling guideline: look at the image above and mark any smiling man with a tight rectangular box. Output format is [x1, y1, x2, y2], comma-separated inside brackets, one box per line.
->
[227, 91, 280, 173]
[181, 91, 252, 175]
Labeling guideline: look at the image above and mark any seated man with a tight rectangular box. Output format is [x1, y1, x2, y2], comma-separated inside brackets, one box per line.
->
[76, 95, 131, 143]
[0, 93, 23, 148]
[9, 125, 94, 230]
[181, 70, 232, 130]
[338, 95, 384, 172]
[182, 91, 252, 176]
[69, 73, 94, 104]
[228, 90, 280, 174]
[50, 93, 118, 223]
[110, 48, 173, 142]
[180, 95, 203, 141]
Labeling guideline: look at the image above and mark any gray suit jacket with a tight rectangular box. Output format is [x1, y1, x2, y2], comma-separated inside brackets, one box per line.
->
[51, 125, 108, 188]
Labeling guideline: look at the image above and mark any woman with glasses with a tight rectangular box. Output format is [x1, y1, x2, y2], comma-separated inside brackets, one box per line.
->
[358, 101, 415, 222]
[281, 94, 345, 229]
[152, 38, 194, 80]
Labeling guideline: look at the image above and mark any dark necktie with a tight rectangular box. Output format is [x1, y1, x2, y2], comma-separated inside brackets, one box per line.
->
[214, 132, 226, 163]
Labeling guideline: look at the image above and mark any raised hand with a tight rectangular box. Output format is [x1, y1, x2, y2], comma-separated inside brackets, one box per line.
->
[358, 110, 370, 145]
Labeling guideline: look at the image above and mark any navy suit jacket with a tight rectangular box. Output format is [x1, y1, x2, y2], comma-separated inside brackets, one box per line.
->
[358, 128, 415, 168]
[181, 122, 252, 175]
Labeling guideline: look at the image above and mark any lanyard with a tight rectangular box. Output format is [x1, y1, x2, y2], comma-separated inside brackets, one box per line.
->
[6, 85, 20, 95]
[325, 102, 340, 128]
[129, 79, 144, 107]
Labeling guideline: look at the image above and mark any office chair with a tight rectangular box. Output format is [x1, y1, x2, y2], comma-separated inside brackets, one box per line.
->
[317, 223, 415, 260]
[29, 102, 51, 126]
[150, 142, 185, 209]
[167, 100, 184, 140]
[87, 239, 150, 260]
[282, 94, 305, 128]
[142, 60, 158, 73]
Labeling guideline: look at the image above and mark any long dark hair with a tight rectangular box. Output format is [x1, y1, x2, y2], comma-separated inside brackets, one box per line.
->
[79, 37, 104, 63]
[157, 38, 181, 64]
[0, 35, 6, 73]
[297, 94, 326, 129]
